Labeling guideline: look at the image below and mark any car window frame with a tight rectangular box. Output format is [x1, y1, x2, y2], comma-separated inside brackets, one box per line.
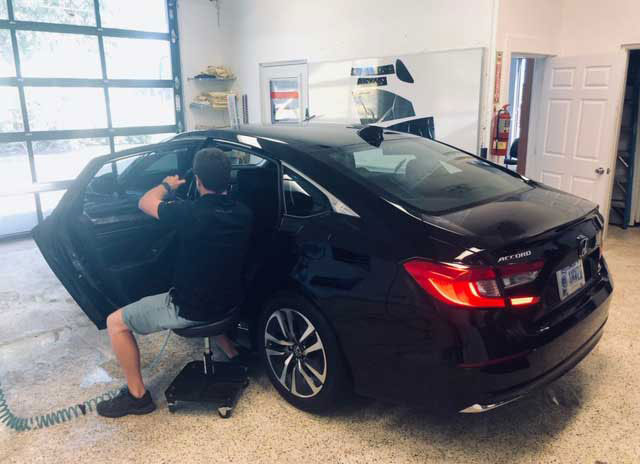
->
[207, 139, 284, 218]
[281, 165, 332, 219]
[281, 161, 360, 220]
[81, 139, 201, 219]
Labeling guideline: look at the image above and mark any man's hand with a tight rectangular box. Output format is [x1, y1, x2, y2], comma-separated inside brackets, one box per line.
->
[163, 175, 186, 191]
[139, 176, 185, 219]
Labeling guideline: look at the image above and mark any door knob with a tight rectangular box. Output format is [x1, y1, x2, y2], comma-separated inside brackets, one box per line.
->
[595, 167, 606, 175]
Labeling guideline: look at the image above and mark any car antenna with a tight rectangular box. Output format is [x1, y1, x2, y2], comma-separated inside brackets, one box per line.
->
[357, 125, 384, 147]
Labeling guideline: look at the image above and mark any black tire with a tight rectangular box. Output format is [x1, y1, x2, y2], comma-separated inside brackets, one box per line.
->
[258, 292, 350, 413]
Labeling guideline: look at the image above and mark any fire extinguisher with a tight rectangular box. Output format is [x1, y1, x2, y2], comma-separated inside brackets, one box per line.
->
[491, 104, 511, 157]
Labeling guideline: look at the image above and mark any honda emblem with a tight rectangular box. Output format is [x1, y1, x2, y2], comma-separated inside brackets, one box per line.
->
[577, 235, 589, 258]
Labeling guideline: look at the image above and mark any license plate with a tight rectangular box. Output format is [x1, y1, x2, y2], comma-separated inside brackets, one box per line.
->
[556, 259, 586, 301]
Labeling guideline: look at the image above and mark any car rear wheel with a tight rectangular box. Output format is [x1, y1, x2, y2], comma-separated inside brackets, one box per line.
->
[259, 293, 350, 412]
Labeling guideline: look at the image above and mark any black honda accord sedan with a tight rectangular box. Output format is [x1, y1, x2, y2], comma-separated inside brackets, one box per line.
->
[33, 124, 612, 414]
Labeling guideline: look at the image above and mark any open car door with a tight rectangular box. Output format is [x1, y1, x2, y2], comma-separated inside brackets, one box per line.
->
[33, 139, 204, 329]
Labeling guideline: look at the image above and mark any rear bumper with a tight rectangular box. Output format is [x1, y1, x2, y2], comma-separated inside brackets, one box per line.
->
[458, 313, 606, 412]
[359, 270, 612, 413]
[443, 274, 612, 413]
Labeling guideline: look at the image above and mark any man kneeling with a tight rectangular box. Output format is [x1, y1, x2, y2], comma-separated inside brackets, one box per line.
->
[97, 148, 253, 418]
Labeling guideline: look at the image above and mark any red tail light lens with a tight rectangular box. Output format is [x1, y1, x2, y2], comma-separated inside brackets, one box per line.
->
[403, 260, 505, 308]
[404, 259, 543, 309]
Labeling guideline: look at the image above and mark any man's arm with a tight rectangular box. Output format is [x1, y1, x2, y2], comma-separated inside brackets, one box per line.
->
[138, 175, 185, 219]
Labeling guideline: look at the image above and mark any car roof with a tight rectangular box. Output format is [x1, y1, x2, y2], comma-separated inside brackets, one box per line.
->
[173, 123, 408, 152]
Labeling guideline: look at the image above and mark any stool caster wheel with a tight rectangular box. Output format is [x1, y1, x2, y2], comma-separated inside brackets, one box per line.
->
[168, 402, 177, 413]
[218, 407, 232, 419]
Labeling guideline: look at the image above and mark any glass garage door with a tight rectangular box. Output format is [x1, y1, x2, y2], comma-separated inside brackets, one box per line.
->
[0, 0, 183, 238]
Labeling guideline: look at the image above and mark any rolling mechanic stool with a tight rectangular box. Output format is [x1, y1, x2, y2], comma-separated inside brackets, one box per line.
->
[165, 307, 249, 418]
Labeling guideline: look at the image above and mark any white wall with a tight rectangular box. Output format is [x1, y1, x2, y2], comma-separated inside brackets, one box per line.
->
[177, 0, 229, 131]
[559, 0, 640, 55]
[494, 0, 562, 105]
[217, 0, 496, 151]
[495, 0, 640, 126]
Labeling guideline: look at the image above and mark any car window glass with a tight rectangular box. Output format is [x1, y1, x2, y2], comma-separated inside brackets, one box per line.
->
[282, 167, 330, 217]
[326, 138, 531, 214]
[144, 152, 178, 173]
[83, 145, 191, 217]
[220, 147, 264, 166]
[219, 147, 268, 197]
[353, 148, 414, 174]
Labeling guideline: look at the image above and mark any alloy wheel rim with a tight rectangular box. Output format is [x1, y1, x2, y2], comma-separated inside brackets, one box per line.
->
[264, 308, 327, 398]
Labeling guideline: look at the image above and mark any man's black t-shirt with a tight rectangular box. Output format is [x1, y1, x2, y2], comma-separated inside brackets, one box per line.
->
[157, 194, 253, 321]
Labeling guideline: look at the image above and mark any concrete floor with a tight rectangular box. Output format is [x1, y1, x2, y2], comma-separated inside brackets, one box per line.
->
[1, 228, 639, 464]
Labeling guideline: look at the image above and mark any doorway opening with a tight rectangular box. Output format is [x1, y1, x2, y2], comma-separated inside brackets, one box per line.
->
[506, 56, 535, 175]
[609, 50, 640, 229]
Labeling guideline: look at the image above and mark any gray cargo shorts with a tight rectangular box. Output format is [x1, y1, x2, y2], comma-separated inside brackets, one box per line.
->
[122, 292, 196, 335]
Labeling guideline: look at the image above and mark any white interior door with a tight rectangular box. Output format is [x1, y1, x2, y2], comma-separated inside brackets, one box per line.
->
[259, 62, 308, 125]
[530, 54, 627, 221]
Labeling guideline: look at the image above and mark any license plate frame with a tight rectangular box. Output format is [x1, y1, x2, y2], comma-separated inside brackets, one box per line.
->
[556, 259, 586, 301]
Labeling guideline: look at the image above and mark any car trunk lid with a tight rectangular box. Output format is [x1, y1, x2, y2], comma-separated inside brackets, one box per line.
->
[418, 184, 605, 329]
[420, 184, 598, 251]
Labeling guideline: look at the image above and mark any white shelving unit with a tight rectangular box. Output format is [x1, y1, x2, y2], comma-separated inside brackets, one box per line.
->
[187, 75, 236, 129]
[187, 77, 236, 83]
[189, 102, 228, 111]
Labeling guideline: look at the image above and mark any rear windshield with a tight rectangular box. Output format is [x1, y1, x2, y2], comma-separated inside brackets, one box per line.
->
[327, 137, 531, 214]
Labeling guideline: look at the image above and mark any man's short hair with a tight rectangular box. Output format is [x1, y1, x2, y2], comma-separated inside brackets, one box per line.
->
[193, 148, 231, 192]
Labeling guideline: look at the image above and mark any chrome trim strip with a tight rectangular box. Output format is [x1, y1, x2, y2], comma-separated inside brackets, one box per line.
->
[281, 161, 360, 218]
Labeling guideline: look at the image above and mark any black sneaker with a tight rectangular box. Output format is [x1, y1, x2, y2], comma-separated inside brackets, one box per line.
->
[97, 387, 156, 418]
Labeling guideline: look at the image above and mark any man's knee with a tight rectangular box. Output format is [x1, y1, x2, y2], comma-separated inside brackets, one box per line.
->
[107, 309, 129, 335]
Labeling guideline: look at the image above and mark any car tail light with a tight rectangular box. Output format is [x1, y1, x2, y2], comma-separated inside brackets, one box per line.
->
[498, 261, 544, 289]
[403, 260, 505, 308]
[403, 259, 542, 309]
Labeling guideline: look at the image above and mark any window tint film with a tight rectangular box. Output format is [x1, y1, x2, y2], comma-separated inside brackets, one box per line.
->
[282, 167, 330, 217]
[327, 138, 531, 214]
[352, 89, 415, 124]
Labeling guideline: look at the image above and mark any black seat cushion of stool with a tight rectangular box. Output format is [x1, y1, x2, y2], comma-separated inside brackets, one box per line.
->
[173, 307, 240, 338]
